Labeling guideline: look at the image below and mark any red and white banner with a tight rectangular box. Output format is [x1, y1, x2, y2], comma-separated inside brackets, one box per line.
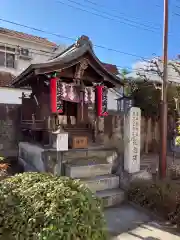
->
[51, 80, 95, 104]
[50, 77, 63, 113]
[95, 85, 108, 117]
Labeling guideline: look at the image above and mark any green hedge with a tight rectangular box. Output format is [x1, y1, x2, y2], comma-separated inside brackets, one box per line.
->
[128, 179, 180, 224]
[0, 172, 108, 240]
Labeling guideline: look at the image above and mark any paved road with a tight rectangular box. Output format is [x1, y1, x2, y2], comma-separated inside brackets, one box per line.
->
[105, 204, 180, 240]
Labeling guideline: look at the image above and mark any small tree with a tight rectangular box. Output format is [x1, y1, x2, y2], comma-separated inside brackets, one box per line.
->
[122, 59, 180, 118]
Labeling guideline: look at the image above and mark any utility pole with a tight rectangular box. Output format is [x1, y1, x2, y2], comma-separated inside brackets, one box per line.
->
[159, 0, 169, 178]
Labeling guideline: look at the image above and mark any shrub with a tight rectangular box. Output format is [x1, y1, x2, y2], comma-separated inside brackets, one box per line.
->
[127, 179, 180, 224]
[0, 172, 108, 240]
[0, 157, 9, 180]
[167, 163, 180, 180]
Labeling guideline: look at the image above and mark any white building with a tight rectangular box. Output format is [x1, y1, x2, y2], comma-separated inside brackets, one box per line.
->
[0, 27, 60, 85]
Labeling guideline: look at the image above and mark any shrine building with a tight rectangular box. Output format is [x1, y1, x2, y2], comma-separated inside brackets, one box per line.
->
[11, 35, 123, 149]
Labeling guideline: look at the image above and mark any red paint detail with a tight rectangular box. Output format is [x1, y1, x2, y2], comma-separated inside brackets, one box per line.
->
[102, 112, 108, 117]
[96, 85, 103, 116]
[57, 108, 63, 113]
[95, 85, 108, 117]
[50, 77, 58, 113]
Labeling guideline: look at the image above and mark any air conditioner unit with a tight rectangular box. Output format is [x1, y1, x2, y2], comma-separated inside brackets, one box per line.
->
[19, 48, 31, 59]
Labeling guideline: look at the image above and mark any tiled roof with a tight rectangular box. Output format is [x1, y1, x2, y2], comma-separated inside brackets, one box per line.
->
[102, 63, 119, 75]
[0, 27, 57, 47]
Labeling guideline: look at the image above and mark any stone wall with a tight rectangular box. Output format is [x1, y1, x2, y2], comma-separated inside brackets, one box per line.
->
[102, 115, 124, 153]
[100, 114, 164, 154]
[0, 104, 20, 157]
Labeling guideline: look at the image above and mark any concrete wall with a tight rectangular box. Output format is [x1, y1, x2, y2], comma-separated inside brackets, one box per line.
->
[98, 114, 161, 154]
[0, 87, 31, 104]
[18, 142, 45, 172]
[0, 87, 31, 157]
[0, 103, 20, 156]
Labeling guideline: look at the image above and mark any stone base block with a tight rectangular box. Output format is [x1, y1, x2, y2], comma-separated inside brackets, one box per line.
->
[96, 189, 125, 207]
[82, 174, 119, 192]
[65, 162, 112, 179]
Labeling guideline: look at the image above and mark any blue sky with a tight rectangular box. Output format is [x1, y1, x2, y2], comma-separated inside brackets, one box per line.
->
[0, 0, 180, 71]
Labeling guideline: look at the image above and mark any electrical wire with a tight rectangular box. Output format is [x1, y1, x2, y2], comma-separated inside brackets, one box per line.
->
[58, 0, 161, 31]
[55, 0, 180, 40]
[54, 0, 161, 34]
[2, 38, 180, 83]
[0, 18, 149, 59]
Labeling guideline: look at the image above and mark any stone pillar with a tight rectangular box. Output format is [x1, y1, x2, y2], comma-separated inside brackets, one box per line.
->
[121, 107, 152, 189]
[96, 117, 104, 144]
[124, 107, 141, 173]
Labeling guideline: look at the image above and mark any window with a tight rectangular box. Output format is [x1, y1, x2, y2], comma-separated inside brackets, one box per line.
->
[0, 44, 16, 68]
[6, 53, 15, 68]
[0, 52, 5, 66]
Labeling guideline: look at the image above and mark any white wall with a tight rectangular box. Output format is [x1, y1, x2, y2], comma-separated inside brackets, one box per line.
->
[0, 87, 31, 104]
[0, 33, 58, 76]
[107, 88, 122, 111]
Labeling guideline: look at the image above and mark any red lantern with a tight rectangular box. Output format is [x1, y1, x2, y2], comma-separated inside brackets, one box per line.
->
[95, 85, 108, 117]
[50, 77, 63, 113]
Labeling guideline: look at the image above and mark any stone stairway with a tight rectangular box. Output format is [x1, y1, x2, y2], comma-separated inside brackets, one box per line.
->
[65, 156, 125, 207]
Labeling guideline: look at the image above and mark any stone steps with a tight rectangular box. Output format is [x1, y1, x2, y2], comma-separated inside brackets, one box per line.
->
[82, 174, 119, 192]
[65, 162, 112, 178]
[63, 148, 116, 159]
[65, 158, 125, 207]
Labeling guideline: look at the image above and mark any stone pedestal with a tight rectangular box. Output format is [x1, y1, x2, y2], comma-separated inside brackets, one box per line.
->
[120, 107, 150, 189]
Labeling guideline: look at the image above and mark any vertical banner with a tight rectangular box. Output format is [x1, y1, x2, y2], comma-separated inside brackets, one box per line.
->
[95, 85, 108, 117]
[50, 77, 63, 113]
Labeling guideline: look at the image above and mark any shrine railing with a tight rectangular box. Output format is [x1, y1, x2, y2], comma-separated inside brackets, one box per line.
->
[20, 119, 45, 130]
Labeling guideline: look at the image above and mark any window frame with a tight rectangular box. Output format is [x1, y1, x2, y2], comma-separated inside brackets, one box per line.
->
[0, 44, 16, 69]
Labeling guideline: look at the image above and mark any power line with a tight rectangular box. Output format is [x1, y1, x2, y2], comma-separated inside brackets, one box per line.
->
[62, 0, 161, 31]
[55, 0, 180, 39]
[0, 18, 149, 59]
[84, 0, 161, 12]
[2, 39, 180, 82]
[57, 0, 180, 39]
[2, 19, 180, 81]
[55, 0, 161, 34]
[3, 18, 180, 77]
[0, 40, 145, 70]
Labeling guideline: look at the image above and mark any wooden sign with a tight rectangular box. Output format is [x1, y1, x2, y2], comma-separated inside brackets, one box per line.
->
[56, 133, 68, 151]
[72, 136, 88, 149]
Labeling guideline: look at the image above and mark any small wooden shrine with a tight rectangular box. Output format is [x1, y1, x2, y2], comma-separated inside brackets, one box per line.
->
[12, 36, 123, 149]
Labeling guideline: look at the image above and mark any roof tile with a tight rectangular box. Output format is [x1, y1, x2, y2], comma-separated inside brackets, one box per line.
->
[0, 27, 57, 47]
[102, 62, 119, 75]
